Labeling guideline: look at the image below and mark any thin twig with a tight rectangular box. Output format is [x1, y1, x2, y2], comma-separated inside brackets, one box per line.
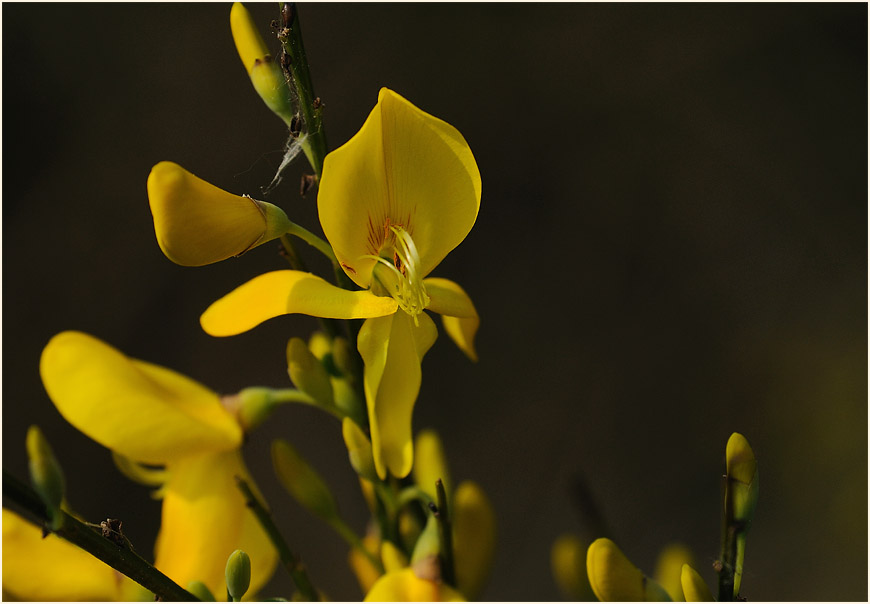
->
[235, 477, 320, 601]
[3, 470, 197, 601]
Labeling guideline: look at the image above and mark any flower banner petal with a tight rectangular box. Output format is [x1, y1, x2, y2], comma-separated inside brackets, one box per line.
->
[154, 451, 277, 599]
[201, 270, 398, 336]
[319, 88, 481, 287]
[358, 311, 437, 479]
[424, 277, 480, 361]
[148, 162, 291, 267]
[40, 331, 241, 465]
[2, 508, 140, 601]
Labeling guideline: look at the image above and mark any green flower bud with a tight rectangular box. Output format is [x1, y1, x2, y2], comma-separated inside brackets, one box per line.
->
[341, 418, 377, 480]
[26, 425, 65, 525]
[308, 331, 331, 360]
[187, 581, 216, 602]
[410, 514, 441, 567]
[225, 549, 251, 601]
[287, 337, 334, 406]
[272, 439, 339, 523]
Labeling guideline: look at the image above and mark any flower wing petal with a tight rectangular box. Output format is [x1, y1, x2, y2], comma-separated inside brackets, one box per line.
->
[319, 88, 481, 287]
[358, 311, 437, 479]
[40, 331, 241, 465]
[424, 277, 479, 362]
[200, 270, 398, 337]
[155, 451, 277, 599]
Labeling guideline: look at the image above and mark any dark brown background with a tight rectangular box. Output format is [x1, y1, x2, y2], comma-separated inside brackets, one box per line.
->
[3, 3, 867, 601]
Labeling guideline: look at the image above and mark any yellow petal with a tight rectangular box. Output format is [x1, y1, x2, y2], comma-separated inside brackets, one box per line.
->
[412, 428, 451, 501]
[147, 161, 291, 266]
[680, 564, 714, 602]
[40, 331, 241, 465]
[654, 543, 695, 601]
[381, 541, 409, 573]
[452, 481, 496, 600]
[201, 270, 398, 336]
[319, 88, 481, 288]
[424, 277, 479, 361]
[349, 535, 383, 595]
[358, 311, 438, 479]
[2, 508, 139, 601]
[363, 568, 465, 602]
[586, 538, 672, 602]
[551, 534, 594, 601]
[154, 451, 277, 599]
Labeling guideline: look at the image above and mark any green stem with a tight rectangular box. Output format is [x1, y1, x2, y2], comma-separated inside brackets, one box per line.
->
[286, 222, 337, 267]
[235, 477, 320, 601]
[3, 470, 197, 601]
[269, 388, 349, 422]
[278, 3, 327, 180]
[434, 479, 456, 587]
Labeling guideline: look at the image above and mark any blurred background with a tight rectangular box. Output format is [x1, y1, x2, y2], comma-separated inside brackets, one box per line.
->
[2, 3, 866, 601]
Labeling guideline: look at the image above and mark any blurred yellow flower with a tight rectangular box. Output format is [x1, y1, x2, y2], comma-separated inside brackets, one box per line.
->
[201, 88, 481, 479]
[37, 331, 277, 598]
[364, 567, 465, 602]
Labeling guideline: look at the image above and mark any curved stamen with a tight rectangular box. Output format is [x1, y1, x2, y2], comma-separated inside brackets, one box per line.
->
[364, 225, 429, 322]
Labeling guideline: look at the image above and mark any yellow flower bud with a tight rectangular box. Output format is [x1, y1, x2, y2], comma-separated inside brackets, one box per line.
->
[551, 534, 594, 601]
[412, 429, 451, 502]
[286, 337, 334, 406]
[725, 432, 759, 526]
[342, 418, 377, 480]
[680, 564, 714, 602]
[654, 543, 694, 601]
[272, 439, 338, 523]
[147, 161, 291, 266]
[452, 481, 496, 600]
[308, 331, 332, 360]
[25, 425, 65, 524]
[230, 3, 295, 124]
[225, 549, 251, 601]
[586, 538, 671, 602]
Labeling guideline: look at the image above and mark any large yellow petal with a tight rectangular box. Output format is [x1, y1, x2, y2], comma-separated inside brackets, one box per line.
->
[154, 451, 277, 599]
[2, 508, 140, 601]
[201, 270, 398, 336]
[363, 568, 465, 602]
[358, 311, 437, 479]
[148, 161, 291, 267]
[40, 331, 241, 465]
[424, 277, 479, 362]
[318, 88, 481, 288]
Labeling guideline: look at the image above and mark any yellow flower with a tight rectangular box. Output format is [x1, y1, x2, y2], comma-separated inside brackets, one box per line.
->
[38, 331, 278, 598]
[680, 564, 714, 602]
[147, 161, 292, 266]
[201, 88, 481, 479]
[2, 508, 143, 601]
[364, 567, 465, 602]
[586, 538, 671, 601]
